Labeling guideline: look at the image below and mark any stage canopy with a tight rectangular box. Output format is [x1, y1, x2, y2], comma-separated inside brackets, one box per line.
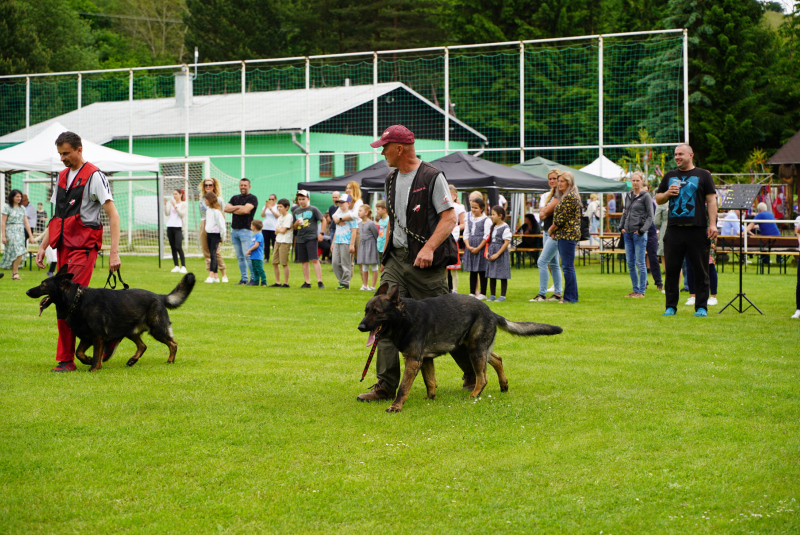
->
[579, 155, 627, 181]
[0, 122, 159, 174]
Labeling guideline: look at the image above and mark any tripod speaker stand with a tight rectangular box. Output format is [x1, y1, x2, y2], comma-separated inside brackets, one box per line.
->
[718, 184, 764, 315]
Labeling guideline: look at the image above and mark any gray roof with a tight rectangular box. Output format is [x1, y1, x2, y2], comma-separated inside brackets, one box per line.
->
[0, 82, 486, 146]
[768, 128, 800, 165]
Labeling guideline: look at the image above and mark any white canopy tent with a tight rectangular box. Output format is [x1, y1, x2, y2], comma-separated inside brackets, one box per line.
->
[580, 155, 626, 181]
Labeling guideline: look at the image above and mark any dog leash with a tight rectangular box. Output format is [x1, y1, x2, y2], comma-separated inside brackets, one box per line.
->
[360, 326, 382, 382]
[104, 268, 129, 290]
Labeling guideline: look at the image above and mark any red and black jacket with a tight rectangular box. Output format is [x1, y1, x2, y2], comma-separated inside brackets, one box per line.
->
[48, 162, 104, 250]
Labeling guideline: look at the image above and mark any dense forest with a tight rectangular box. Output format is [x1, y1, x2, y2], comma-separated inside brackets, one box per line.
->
[1, 0, 799, 172]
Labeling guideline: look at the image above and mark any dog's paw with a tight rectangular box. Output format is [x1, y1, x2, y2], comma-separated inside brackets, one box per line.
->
[126, 358, 138, 367]
[425, 394, 436, 400]
[500, 385, 509, 393]
[385, 406, 402, 413]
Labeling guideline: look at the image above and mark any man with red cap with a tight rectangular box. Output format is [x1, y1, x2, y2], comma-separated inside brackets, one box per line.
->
[357, 125, 474, 402]
[35, 131, 121, 372]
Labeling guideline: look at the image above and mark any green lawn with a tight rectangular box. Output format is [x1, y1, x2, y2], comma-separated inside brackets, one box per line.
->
[1, 256, 798, 534]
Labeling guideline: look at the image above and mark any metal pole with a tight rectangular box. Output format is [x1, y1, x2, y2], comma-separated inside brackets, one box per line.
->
[184, 65, 190, 159]
[519, 41, 525, 163]
[157, 172, 163, 268]
[128, 69, 134, 248]
[77, 73, 82, 135]
[683, 29, 690, 144]
[241, 61, 246, 178]
[25, 76, 30, 195]
[598, 36, 604, 177]
[305, 57, 310, 183]
[444, 47, 449, 157]
[373, 51, 378, 164]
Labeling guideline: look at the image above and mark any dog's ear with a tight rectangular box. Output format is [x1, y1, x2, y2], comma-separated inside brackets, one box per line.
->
[55, 265, 72, 278]
[388, 285, 401, 303]
[375, 283, 390, 296]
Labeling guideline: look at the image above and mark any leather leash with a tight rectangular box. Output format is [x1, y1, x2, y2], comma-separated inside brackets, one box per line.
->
[360, 326, 381, 382]
[104, 268, 129, 290]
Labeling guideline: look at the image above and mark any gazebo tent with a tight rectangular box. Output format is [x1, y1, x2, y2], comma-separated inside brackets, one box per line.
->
[361, 152, 550, 192]
[0, 122, 159, 175]
[580, 155, 627, 181]
[297, 160, 390, 193]
[513, 156, 630, 193]
[767, 128, 800, 216]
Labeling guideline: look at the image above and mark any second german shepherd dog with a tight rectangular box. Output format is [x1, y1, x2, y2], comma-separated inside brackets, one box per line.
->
[26, 265, 195, 371]
[358, 284, 563, 413]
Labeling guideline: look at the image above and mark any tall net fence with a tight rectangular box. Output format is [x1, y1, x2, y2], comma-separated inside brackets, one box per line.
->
[2, 31, 686, 253]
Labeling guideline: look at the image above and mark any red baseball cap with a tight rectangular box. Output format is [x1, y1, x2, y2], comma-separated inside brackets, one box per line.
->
[370, 125, 415, 148]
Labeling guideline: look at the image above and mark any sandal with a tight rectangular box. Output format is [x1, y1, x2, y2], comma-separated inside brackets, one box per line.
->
[11, 273, 21, 280]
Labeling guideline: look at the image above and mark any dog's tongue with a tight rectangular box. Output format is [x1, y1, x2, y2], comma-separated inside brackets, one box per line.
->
[366, 329, 378, 347]
[38, 296, 52, 317]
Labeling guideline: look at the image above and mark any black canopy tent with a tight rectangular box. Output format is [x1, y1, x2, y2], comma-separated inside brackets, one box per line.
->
[297, 160, 390, 192]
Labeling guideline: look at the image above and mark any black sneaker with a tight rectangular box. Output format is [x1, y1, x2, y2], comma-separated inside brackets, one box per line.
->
[247, 281, 258, 286]
[260, 282, 269, 286]
[281, 284, 290, 288]
[300, 282, 312, 288]
[51, 361, 76, 372]
[318, 281, 325, 289]
[269, 283, 281, 287]
[336, 284, 349, 290]
[237, 280, 248, 285]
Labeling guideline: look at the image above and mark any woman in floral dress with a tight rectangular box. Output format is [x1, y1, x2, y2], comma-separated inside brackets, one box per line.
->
[1, 189, 35, 279]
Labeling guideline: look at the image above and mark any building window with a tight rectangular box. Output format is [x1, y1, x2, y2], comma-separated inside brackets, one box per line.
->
[319, 151, 334, 177]
[345, 153, 358, 175]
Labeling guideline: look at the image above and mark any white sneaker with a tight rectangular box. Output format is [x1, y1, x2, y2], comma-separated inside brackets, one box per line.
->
[359, 285, 369, 291]
[792, 310, 800, 319]
[685, 296, 695, 306]
[547, 286, 555, 293]
[204, 276, 215, 283]
[171, 266, 181, 273]
[221, 276, 229, 283]
[179, 266, 188, 274]
[213, 278, 220, 283]
[708, 297, 718, 306]
[475, 293, 487, 300]
[368, 287, 375, 291]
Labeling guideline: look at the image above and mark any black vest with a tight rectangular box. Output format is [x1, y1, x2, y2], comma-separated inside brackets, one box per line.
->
[384, 161, 458, 268]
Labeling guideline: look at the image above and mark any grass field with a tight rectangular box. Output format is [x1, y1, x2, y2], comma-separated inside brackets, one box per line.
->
[1, 256, 798, 534]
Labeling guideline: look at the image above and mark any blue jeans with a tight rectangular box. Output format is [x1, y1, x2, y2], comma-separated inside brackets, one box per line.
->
[230, 228, 254, 282]
[557, 239, 578, 302]
[537, 231, 562, 297]
[623, 232, 647, 294]
[589, 216, 600, 246]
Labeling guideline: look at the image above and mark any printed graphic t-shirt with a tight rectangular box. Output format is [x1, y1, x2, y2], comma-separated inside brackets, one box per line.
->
[333, 210, 358, 245]
[291, 205, 323, 243]
[656, 167, 715, 228]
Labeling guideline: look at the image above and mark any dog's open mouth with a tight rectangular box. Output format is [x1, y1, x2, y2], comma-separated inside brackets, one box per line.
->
[366, 325, 382, 347]
[38, 296, 52, 316]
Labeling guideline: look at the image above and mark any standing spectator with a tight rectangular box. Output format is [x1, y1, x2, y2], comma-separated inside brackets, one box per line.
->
[655, 144, 718, 317]
[549, 171, 582, 303]
[22, 194, 36, 230]
[531, 170, 563, 302]
[644, 186, 663, 293]
[684, 236, 718, 307]
[224, 178, 258, 285]
[607, 194, 617, 215]
[342, 181, 363, 269]
[271, 198, 293, 287]
[375, 200, 389, 262]
[197, 177, 227, 282]
[586, 193, 601, 246]
[515, 213, 542, 266]
[164, 188, 188, 274]
[34, 131, 121, 372]
[357, 204, 380, 291]
[36, 203, 47, 233]
[653, 200, 669, 287]
[792, 214, 800, 319]
[462, 196, 490, 299]
[332, 194, 358, 289]
[327, 191, 340, 226]
[292, 189, 327, 289]
[245, 219, 267, 286]
[447, 184, 466, 293]
[485, 205, 512, 301]
[1, 189, 35, 280]
[619, 172, 654, 297]
[260, 193, 279, 262]
[203, 192, 226, 283]
[319, 213, 333, 263]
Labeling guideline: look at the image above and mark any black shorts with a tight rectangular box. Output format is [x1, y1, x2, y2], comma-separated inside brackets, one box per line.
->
[296, 240, 319, 263]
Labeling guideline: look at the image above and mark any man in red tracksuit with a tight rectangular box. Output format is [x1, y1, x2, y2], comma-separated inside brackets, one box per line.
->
[35, 131, 121, 372]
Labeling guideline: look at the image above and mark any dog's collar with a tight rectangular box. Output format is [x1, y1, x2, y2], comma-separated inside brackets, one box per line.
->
[65, 287, 84, 320]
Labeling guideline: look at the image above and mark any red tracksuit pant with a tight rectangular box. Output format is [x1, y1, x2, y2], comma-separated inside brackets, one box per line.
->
[56, 247, 99, 362]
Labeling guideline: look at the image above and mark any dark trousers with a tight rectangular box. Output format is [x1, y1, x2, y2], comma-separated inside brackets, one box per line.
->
[261, 229, 276, 261]
[206, 233, 221, 273]
[167, 227, 185, 267]
[646, 226, 662, 287]
[664, 226, 710, 311]
[796, 264, 800, 309]
[686, 260, 717, 295]
[469, 271, 488, 295]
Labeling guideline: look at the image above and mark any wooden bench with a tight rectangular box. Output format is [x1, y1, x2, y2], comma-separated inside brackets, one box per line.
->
[598, 249, 628, 274]
[716, 235, 798, 274]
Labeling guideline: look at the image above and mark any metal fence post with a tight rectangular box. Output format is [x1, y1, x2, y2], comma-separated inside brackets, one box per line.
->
[598, 35, 604, 177]
[305, 57, 310, 183]
[519, 41, 525, 163]
[683, 29, 690, 145]
[77, 73, 82, 137]
[373, 51, 378, 163]
[128, 68, 134, 248]
[241, 61, 246, 178]
[444, 47, 449, 156]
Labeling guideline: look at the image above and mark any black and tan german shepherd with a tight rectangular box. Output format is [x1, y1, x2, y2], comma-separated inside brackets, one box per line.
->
[358, 284, 563, 413]
[26, 265, 195, 371]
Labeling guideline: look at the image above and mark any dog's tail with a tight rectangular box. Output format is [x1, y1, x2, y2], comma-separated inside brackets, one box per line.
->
[163, 273, 196, 309]
[494, 313, 562, 336]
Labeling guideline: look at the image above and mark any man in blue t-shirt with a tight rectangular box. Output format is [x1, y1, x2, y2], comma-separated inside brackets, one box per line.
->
[746, 203, 781, 237]
[655, 144, 717, 317]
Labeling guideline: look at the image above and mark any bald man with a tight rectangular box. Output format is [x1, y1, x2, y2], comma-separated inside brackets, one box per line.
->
[655, 144, 717, 317]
